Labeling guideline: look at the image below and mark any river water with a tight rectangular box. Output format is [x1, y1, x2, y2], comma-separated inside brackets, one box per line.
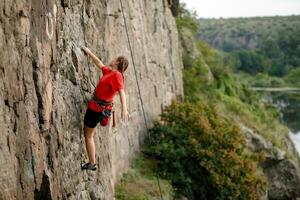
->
[257, 90, 300, 154]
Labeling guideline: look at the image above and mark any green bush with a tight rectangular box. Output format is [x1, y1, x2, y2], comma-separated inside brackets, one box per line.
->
[183, 58, 211, 102]
[145, 102, 266, 200]
[284, 67, 300, 87]
[250, 73, 286, 87]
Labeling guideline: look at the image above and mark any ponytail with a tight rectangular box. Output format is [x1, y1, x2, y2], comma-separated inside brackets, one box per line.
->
[116, 56, 129, 79]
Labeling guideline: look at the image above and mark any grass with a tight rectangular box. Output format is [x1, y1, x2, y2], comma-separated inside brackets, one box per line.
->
[115, 155, 174, 200]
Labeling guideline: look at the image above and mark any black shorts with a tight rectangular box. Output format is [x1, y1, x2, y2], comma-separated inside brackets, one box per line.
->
[84, 108, 111, 128]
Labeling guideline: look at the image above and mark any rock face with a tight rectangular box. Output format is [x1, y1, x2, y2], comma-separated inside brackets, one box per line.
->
[180, 28, 202, 64]
[167, 0, 179, 17]
[0, 0, 183, 199]
[241, 125, 300, 200]
[179, 27, 214, 82]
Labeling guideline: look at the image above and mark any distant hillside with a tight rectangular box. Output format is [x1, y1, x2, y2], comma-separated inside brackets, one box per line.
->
[198, 15, 300, 51]
[198, 16, 300, 76]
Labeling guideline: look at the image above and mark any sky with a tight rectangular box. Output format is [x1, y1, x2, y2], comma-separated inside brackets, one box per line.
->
[181, 0, 300, 18]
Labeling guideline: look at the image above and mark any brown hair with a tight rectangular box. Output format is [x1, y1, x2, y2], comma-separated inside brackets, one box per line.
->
[116, 56, 129, 78]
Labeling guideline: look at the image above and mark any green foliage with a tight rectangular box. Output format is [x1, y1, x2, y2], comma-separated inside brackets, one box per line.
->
[145, 102, 266, 200]
[183, 58, 211, 102]
[176, 3, 199, 34]
[234, 50, 268, 74]
[261, 39, 282, 59]
[180, 28, 291, 158]
[178, 4, 291, 154]
[284, 67, 300, 87]
[196, 40, 214, 60]
[248, 73, 287, 87]
[198, 16, 300, 78]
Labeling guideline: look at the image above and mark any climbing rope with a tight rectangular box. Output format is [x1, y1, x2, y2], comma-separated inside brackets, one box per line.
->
[119, 0, 149, 134]
[119, 0, 164, 199]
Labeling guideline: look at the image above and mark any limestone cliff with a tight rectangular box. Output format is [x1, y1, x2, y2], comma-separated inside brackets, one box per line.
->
[0, 0, 183, 199]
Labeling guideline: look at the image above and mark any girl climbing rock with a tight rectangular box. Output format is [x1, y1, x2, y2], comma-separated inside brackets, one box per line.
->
[81, 47, 129, 171]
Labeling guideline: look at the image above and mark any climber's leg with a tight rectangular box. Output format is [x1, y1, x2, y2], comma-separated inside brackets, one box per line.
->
[82, 108, 101, 170]
[83, 108, 102, 165]
[84, 125, 96, 164]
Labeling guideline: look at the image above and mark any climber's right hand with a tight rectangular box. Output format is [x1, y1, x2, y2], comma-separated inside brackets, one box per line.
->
[81, 47, 104, 69]
[121, 108, 129, 122]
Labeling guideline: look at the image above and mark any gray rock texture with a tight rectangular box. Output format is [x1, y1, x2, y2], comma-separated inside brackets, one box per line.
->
[241, 125, 300, 200]
[0, 0, 183, 199]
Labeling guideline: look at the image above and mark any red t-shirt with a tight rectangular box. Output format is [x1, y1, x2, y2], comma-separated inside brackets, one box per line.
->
[88, 66, 124, 112]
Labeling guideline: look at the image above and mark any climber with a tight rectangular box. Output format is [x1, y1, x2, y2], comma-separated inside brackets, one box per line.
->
[81, 47, 129, 171]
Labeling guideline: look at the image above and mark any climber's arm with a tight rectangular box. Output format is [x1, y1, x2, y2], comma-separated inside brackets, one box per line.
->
[82, 47, 104, 69]
[119, 89, 128, 121]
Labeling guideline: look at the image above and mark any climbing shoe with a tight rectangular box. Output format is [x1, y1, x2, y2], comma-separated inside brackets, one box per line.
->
[81, 162, 97, 171]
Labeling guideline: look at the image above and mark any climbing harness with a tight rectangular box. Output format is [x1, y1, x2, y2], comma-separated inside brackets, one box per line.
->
[92, 95, 113, 106]
[91, 94, 115, 127]
[119, 0, 164, 199]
